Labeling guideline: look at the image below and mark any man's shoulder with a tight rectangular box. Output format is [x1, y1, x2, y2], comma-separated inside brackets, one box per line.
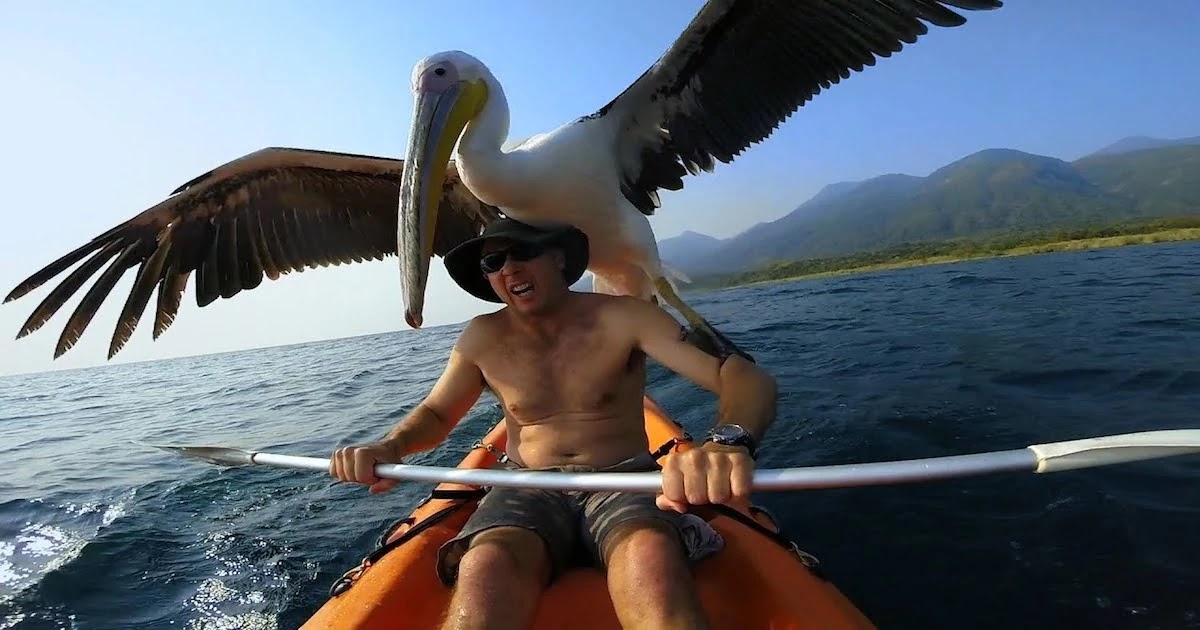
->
[598, 293, 672, 323]
[578, 293, 674, 335]
[578, 291, 647, 314]
[455, 311, 505, 354]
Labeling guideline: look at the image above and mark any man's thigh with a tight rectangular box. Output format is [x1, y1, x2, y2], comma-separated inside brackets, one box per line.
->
[580, 490, 725, 569]
[437, 486, 579, 586]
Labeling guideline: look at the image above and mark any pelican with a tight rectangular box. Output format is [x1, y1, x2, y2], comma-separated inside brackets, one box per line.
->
[5, 0, 1003, 361]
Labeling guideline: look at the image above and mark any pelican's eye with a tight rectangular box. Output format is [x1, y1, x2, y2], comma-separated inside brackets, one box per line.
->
[434, 67, 446, 77]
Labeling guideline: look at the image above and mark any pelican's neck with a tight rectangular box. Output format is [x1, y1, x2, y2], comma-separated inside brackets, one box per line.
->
[458, 70, 510, 165]
[455, 69, 529, 207]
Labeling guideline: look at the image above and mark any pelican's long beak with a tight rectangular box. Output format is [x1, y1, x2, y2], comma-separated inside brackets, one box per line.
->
[398, 79, 487, 328]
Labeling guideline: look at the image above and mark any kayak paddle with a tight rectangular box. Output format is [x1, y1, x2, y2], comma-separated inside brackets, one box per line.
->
[141, 428, 1200, 493]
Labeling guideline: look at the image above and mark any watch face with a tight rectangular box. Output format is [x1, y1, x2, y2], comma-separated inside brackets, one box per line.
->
[708, 425, 756, 457]
[713, 425, 745, 440]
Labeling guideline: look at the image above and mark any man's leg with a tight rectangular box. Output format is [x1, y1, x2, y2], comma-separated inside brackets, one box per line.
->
[583, 489, 723, 630]
[441, 526, 551, 630]
[600, 518, 711, 630]
[437, 487, 578, 630]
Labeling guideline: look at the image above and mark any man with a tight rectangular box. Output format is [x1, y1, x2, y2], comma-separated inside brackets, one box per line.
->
[329, 218, 777, 630]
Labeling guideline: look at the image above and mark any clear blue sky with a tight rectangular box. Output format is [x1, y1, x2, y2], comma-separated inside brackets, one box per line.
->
[1, 1, 1197, 376]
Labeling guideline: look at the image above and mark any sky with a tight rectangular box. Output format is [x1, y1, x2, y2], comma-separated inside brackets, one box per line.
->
[1, 1, 1197, 376]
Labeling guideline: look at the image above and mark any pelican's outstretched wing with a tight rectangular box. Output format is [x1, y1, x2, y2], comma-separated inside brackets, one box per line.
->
[592, 0, 1003, 214]
[5, 147, 500, 359]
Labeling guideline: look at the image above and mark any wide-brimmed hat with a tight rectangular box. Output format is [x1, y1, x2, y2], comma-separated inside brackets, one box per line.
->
[443, 218, 589, 303]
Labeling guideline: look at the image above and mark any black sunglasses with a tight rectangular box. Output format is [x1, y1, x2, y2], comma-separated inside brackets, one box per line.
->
[479, 242, 545, 274]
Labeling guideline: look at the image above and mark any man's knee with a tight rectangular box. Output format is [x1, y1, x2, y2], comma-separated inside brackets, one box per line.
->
[601, 518, 711, 628]
[459, 526, 553, 586]
[601, 517, 686, 570]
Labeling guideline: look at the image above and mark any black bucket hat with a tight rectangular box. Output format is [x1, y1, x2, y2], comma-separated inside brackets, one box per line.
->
[443, 218, 590, 303]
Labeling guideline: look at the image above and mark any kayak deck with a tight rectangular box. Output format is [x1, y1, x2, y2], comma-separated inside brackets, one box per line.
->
[302, 396, 874, 629]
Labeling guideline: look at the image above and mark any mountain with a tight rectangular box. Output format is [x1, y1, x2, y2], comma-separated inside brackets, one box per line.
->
[1085, 135, 1200, 158]
[802, 180, 863, 206]
[662, 139, 1200, 278]
[1074, 144, 1200, 215]
[656, 230, 725, 274]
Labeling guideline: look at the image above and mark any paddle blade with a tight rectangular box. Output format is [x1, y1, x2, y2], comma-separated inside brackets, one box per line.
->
[1029, 429, 1200, 473]
[139, 442, 257, 467]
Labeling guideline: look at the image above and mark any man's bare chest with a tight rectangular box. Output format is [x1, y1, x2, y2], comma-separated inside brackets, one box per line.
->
[478, 332, 642, 421]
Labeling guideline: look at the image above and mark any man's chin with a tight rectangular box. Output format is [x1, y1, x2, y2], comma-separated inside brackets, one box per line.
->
[512, 301, 541, 315]
[509, 296, 550, 316]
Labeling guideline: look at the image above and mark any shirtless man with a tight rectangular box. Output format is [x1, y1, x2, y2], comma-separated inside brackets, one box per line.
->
[329, 218, 777, 630]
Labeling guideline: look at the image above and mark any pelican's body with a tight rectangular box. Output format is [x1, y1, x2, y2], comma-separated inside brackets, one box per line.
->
[458, 103, 667, 301]
[400, 52, 687, 319]
[5, 0, 1005, 361]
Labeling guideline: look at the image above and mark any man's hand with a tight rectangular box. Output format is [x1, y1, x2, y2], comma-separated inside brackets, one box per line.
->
[330, 440, 404, 495]
[656, 442, 755, 513]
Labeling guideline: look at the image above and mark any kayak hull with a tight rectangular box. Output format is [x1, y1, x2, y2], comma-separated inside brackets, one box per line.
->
[302, 396, 874, 629]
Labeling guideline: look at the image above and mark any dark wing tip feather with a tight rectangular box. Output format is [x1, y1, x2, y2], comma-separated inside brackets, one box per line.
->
[3, 229, 122, 304]
[54, 244, 143, 359]
[13, 240, 126, 341]
[107, 226, 177, 359]
[154, 269, 190, 339]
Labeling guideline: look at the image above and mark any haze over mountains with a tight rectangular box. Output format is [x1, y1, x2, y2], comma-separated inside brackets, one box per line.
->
[652, 135, 1200, 279]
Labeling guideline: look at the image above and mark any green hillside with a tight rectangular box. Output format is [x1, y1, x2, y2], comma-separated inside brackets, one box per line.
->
[670, 142, 1200, 278]
[1074, 145, 1200, 215]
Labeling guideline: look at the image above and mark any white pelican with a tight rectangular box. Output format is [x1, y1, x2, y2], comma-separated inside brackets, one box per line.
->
[5, 0, 1003, 361]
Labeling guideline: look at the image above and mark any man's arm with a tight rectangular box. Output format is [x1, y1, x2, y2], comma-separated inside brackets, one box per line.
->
[613, 296, 778, 511]
[379, 343, 487, 457]
[620, 297, 777, 443]
[330, 322, 487, 493]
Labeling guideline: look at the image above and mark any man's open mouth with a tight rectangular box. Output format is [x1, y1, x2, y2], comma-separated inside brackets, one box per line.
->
[510, 282, 533, 297]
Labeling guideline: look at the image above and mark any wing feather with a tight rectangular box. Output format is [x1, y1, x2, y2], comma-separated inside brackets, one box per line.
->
[6, 147, 501, 359]
[594, 0, 1003, 214]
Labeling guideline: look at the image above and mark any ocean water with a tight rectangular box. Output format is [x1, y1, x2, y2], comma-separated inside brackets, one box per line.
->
[2, 241, 1199, 629]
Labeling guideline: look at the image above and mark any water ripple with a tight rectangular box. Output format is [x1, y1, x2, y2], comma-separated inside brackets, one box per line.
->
[1, 241, 1199, 629]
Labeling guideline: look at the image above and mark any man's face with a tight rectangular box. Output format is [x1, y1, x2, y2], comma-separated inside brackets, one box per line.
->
[480, 237, 567, 314]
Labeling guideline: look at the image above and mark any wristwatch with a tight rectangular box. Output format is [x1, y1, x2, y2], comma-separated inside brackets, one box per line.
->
[703, 424, 758, 459]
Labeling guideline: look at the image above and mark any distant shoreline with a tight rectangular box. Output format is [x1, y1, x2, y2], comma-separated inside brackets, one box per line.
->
[690, 226, 1200, 291]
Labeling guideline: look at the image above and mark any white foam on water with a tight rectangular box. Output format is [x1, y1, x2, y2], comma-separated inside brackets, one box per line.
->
[183, 578, 276, 630]
[0, 490, 134, 609]
[179, 529, 313, 630]
[0, 524, 88, 594]
[0, 542, 19, 586]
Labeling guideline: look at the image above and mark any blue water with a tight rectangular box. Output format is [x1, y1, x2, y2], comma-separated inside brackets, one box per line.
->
[2, 241, 1199, 629]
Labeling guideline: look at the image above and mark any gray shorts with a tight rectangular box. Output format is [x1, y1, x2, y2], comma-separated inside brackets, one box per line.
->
[436, 452, 724, 586]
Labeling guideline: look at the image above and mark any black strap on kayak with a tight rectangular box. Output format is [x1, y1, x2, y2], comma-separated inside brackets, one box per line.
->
[699, 502, 827, 581]
[329, 487, 489, 598]
[370, 489, 488, 547]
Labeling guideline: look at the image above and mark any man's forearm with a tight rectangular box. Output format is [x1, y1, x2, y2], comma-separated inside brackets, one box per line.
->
[381, 404, 454, 458]
[713, 357, 778, 442]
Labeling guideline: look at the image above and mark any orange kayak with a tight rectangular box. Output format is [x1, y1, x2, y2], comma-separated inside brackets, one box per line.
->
[302, 396, 875, 629]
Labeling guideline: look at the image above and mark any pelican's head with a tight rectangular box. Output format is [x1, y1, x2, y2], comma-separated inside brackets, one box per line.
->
[398, 50, 491, 329]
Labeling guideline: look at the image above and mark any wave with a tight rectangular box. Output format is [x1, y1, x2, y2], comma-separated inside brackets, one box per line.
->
[946, 274, 1015, 287]
[0, 491, 132, 620]
[1131, 318, 1200, 332]
[810, 286, 867, 296]
[991, 367, 1115, 393]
